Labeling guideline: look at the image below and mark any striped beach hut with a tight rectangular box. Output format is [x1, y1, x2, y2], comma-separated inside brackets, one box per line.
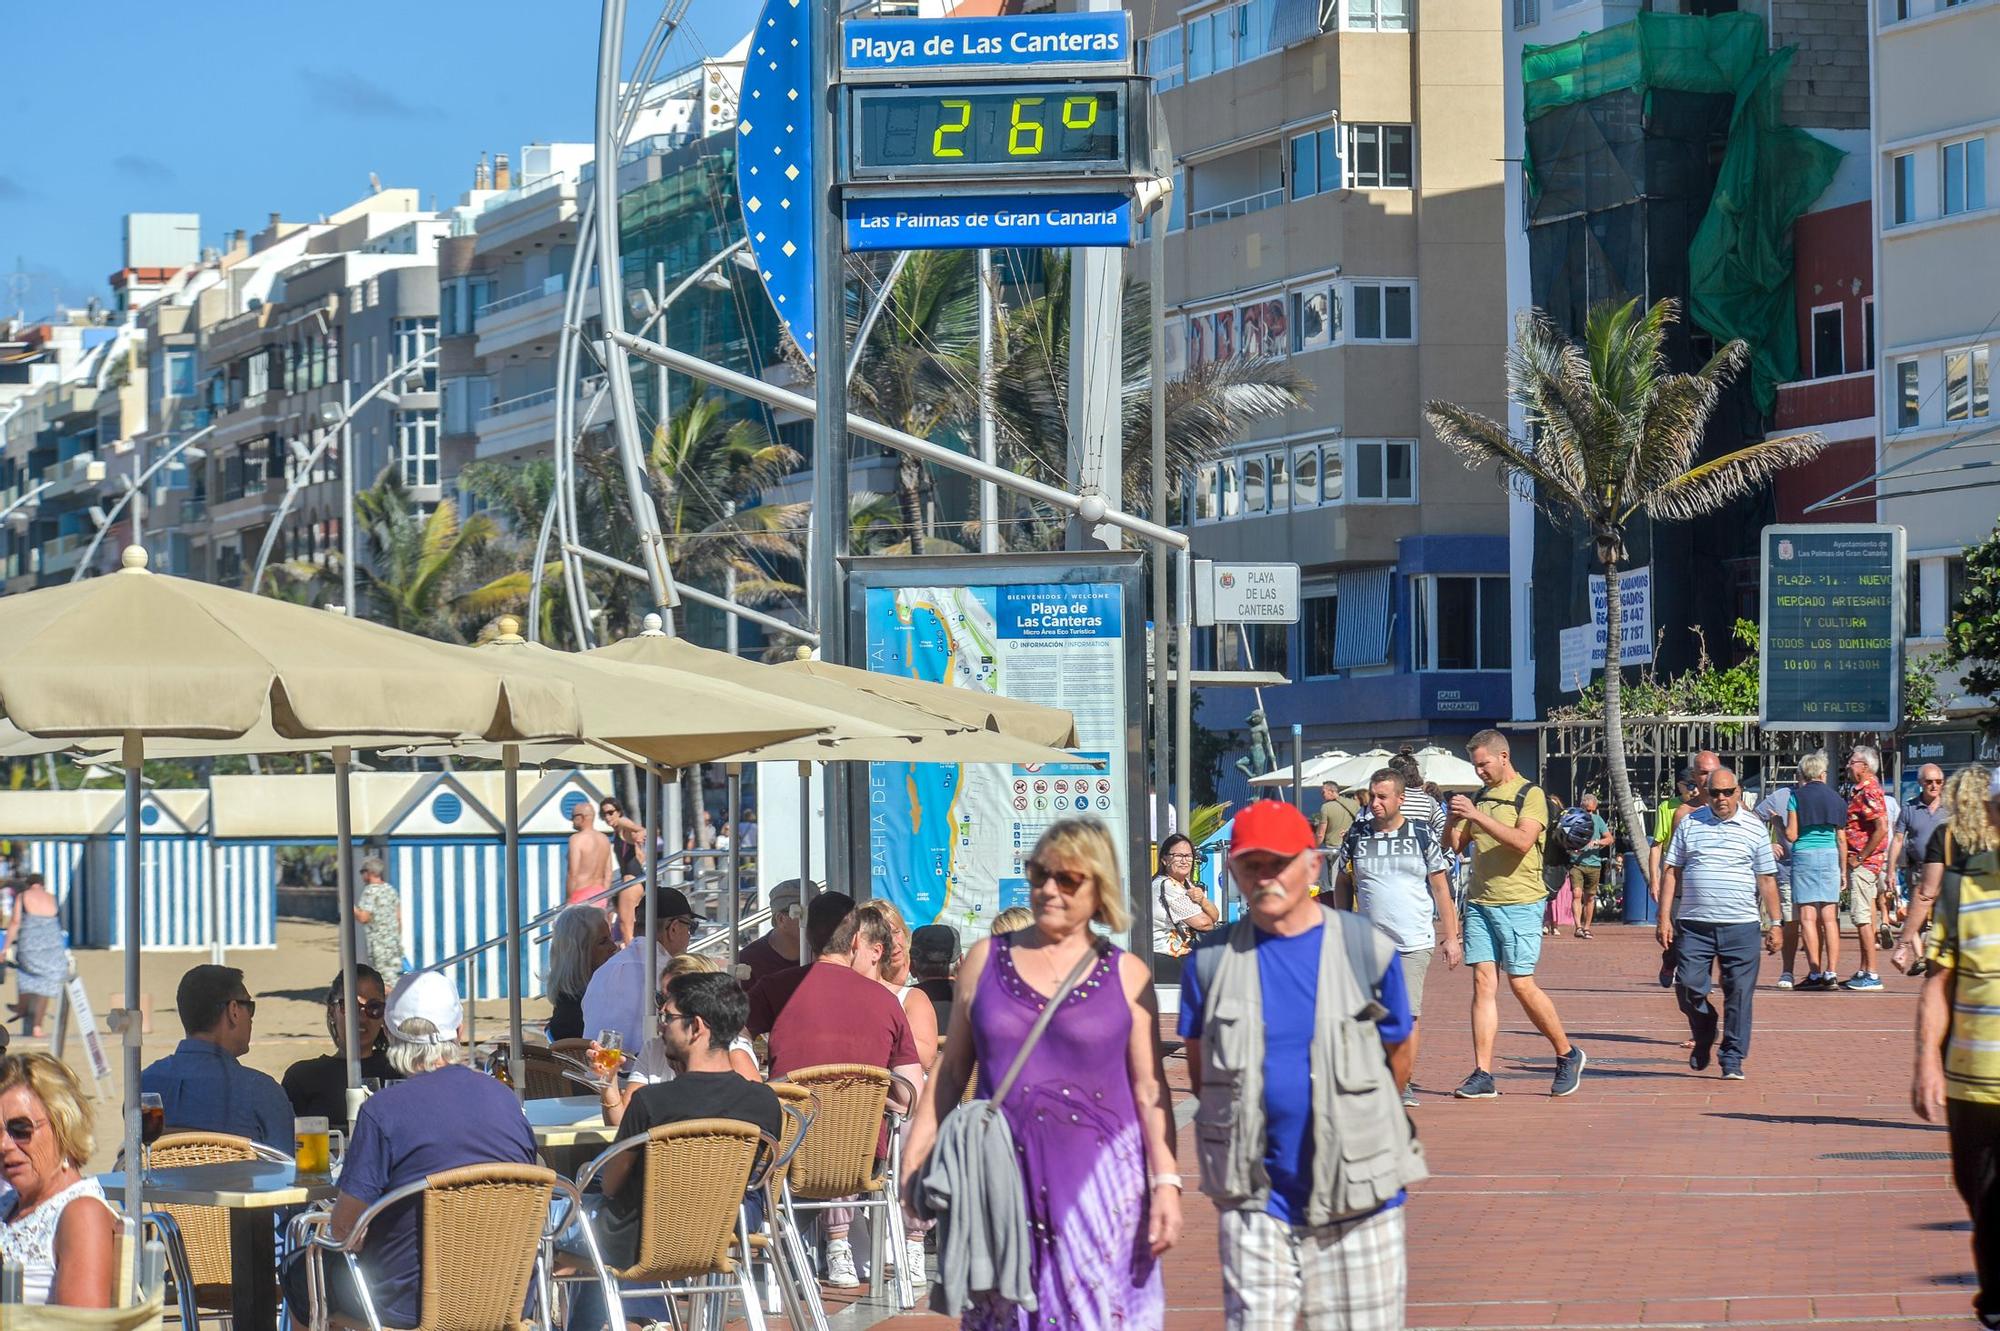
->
[0, 789, 276, 950]
[210, 769, 613, 998]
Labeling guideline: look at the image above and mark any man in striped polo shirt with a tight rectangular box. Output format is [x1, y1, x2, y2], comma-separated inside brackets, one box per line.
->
[1658, 767, 1779, 1080]
[1914, 767, 2000, 1328]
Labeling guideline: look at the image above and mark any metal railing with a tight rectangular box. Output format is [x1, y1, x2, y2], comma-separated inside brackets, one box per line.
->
[480, 374, 607, 421]
[477, 273, 568, 318]
[1189, 186, 1285, 229]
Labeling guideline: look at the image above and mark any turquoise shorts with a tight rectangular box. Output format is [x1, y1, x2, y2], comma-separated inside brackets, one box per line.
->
[1464, 900, 1545, 976]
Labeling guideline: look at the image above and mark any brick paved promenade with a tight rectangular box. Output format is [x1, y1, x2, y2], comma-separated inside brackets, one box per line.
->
[853, 923, 1976, 1330]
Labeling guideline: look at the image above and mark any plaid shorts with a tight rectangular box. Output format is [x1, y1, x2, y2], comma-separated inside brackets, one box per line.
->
[1219, 1204, 1406, 1331]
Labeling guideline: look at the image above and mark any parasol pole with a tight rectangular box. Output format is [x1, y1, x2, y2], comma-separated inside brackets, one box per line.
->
[504, 745, 525, 1097]
[120, 732, 144, 1232]
[333, 747, 362, 1093]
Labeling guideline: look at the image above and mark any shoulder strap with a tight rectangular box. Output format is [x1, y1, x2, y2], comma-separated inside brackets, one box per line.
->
[1194, 929, 1228, 996]
[1336, 909, 1381, 995]
[990, 939, 1104, 1108]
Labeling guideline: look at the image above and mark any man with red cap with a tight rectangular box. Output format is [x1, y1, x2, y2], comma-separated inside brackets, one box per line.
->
[1180, 799, 1426, 1331]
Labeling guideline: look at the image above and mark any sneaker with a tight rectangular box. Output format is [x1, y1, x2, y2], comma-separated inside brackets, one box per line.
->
[1551, 1045, 1587, 1097]
[901, 1238, 926, 1286]
[1453, 1068, 1500, 1099]
[1776, 973, 1794, 991]
[825, 1238, 860, 1288]
[1841, 971, 1884, 991]
[1402, 1083, 1419, 1108]
[1721, 1066, 1746, 1081]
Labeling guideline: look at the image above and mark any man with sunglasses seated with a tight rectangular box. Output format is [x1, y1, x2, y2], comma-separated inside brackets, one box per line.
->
[1657, 768, 1780, 1080]
[140, 964, 294, 1152]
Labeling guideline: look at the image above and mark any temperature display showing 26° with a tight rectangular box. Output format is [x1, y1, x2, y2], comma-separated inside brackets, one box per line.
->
[848, 82, 1129, 179]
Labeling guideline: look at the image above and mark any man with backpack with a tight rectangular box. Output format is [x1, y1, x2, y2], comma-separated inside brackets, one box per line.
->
[1445, 728, 1587, 1099]
[1182, 800, 1427, 1330]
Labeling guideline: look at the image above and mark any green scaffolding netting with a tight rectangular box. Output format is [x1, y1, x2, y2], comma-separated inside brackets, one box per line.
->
[1522, 12, 1845, 413]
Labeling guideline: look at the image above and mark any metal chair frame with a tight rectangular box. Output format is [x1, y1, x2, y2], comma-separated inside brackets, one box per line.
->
[771, 1068, 918, 1311]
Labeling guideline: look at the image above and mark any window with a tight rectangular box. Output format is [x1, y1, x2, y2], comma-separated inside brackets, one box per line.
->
[1345, 125, 1413, 188]
[1188, 11, 1217, 78]
[1292, 445, 1318, 507]
[1896, 358, 1921, 429]
[245, 349, 269, 400]
[1289, 126, 1341, 200]
[1184, 0, 1281, 81]
[1347, 0, 1411, 28]
[1303, 593, 1339, 677]
[1907, 562, 1923, 638]
[1193, 462, 1221, 522]
[1266, 450, 1289, 511]
[1811, 306, 1844, 378]
[393, 318, 439, 391]
[1242, 455, 1267, 515]
[1352, 439, 1415, 501]
[163, 350, 196, 400]
[1235, 0, 1276, 62]
[1219, 621, 1289, 675]
[396, 409, 440, 487]
[1514, 0, 1539, 25]
[1946, 345, 1990, 421]
[1414, 575, 1510, 671]
[1349, 283, 1416, 341]
[1144, 28, 1184, 92]
[1863, 300, 1876, 371]
[1943, 137, 1987, 216]
[1893, 152, 1917, 225]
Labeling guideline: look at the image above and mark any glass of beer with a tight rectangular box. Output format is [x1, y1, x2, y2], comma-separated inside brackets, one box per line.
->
[591, 1029, 625, 1084]
[294, 1116, 333, 1177]
[139, 1093, 164, 1181]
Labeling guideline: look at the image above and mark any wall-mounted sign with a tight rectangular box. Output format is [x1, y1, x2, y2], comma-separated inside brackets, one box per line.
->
[1759, 524, 1904, 731]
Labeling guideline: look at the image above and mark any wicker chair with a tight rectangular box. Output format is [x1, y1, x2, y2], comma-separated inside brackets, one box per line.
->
[518, 1044, 597, 1100]
[754, 1084, 828, 1330]
[145, 1132, 279, 1317]
[558, 1118, 778, 1331]
[294, 1162, 571, 1331]
[776, 1064, 915, 1310]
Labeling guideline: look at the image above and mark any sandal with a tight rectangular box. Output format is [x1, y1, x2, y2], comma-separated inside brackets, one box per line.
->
[1579, 928, 1593, 939]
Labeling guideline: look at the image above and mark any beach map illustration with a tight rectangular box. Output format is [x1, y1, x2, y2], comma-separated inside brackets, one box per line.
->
[864, 581, 1127, 932]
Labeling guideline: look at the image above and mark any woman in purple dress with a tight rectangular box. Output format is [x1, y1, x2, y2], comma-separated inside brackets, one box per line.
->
[905, 817, 1182, 1329]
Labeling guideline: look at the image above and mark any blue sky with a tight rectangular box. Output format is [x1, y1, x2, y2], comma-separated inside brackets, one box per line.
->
[0, 1, 745, 318]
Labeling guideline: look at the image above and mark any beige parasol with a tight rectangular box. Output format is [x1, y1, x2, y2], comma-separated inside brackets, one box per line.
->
[773, 657, 1080, 748]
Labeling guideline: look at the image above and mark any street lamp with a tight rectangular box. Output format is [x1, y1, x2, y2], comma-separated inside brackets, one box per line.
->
[246, 345, 439, 608]
[71, 423, 215, 583]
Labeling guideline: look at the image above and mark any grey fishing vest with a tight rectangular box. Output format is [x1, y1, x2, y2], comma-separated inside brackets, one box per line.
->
[1193, 906, 1428, 1225]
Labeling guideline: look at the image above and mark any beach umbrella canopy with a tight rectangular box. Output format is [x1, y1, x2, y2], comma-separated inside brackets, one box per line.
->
[1317, 749, 1397, 792]
[0, 548, 590, 1232]
[774, 657, 1080, 749]
[1244, 750, 1352, 788]
[1412, 746, 1483, 791]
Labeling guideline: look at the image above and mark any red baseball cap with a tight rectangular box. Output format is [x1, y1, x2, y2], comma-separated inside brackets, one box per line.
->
[1230, 800, 1317, 858]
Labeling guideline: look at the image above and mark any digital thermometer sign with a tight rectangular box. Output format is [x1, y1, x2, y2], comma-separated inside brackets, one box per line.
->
[845, 82, 1133, 181]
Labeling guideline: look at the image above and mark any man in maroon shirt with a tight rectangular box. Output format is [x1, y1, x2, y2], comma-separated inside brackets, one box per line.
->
[746, 892, 853, 1036]
[736, 880, 805, 989]
[768, 901, 922, 1289]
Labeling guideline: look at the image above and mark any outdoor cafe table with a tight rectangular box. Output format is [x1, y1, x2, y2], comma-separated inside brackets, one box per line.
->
[99, 1159, 339, 1331]
[526, 1095, 617, 1175]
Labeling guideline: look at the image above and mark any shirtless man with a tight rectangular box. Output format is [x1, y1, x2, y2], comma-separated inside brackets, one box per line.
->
[566, 802, 615, 927]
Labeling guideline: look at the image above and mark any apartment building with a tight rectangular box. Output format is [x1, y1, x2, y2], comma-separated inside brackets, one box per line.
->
[1502, 0, 1871, 723]
[1869, 0, 2000, 749]
[1134, 0, 1510, 789]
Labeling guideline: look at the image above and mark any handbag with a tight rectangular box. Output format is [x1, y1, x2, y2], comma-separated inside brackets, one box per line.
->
[913, 938, 1105, 1315]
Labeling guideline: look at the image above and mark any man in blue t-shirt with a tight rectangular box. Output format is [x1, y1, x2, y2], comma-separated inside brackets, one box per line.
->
[1181, 800, 1419, 1331]
[281, 971, 538, 1330]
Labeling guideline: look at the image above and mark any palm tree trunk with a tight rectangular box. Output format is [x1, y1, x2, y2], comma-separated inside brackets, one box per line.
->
[1599, 551, 1651, 891]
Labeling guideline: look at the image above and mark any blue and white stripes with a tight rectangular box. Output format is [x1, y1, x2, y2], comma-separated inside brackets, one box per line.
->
[392, 838, 568, 999]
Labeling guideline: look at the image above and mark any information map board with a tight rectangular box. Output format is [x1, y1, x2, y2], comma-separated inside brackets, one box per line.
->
[849, 553, 1145, 943]
[1759, 524, 1905, 731]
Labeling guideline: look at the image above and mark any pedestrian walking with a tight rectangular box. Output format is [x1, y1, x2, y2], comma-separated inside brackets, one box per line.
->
[1911, 764, 2000, 1329]
[1184, 799, 1426, 1330]
[353, 856, 404, 977]
[1842, 746, 1892, 990]
[902, 817, 1178, 1328]
[1786, 753, 1852, 989]
[1895, 765, 1948, 946]
[1314, 781, 1357, 850]
[1571, 793, 1612, 939]
[1896, 767, 1987, 974]
[1657, 767, 1779, 1079]
[6, 875, 63, 1038]
[1756, 782, 1799, 986]
[1337, 768, 1461, 1106]
[1446, 729, 1586, 1099]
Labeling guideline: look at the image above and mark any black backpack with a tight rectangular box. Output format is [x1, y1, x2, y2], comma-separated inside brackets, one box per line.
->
[1479, 782, 1567, 871]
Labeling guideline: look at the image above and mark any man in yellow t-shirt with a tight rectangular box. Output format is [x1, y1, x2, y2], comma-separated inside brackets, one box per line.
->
[1444, 728, 1584, 1100]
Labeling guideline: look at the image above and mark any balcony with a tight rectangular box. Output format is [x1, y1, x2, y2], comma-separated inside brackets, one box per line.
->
[1774, 370, 1875, 432]
[1188, 187, 1285, 229]
[1182, 142, 1286, 233]
[474, 376, 608, 463]
[37, 531, 90, 577]
[474, 275, 599, 362]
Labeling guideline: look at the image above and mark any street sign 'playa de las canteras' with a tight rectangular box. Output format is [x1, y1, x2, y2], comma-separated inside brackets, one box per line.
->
[1759, 524, 1905, 731]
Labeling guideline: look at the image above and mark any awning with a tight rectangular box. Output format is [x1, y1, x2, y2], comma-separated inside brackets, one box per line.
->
[1333, 566, 1393, 668]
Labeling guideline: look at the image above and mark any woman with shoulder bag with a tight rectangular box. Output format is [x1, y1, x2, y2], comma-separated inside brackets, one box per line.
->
[1893, 765, 1996, 975]
[1152, 833, 1219, 960]
[904, 817, 1181, 1328]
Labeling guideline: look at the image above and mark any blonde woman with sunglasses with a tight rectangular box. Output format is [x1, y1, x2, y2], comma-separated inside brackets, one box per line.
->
[0, 1052, 115, 1306]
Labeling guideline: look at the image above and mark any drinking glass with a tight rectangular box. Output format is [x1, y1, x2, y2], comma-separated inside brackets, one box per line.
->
[139, 1093, 164, 1182]
[294, 1116, 332, 1177]
[592, 1029, 625, 1084]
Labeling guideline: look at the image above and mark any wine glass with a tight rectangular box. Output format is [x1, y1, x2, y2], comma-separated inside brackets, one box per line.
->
[139, 1093, 164, 1182]
[592, 1029, 625, 1086]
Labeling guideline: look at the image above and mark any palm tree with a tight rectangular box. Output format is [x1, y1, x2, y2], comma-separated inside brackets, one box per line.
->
[1423, 298, 1824, 877]
[646, 392, 807, 615]
[988, 253, 1311, 543]
[351, 468, 523, 641]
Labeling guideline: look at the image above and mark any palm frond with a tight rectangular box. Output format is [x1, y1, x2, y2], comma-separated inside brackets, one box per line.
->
[1422, 399, 1589, 514]
[1637, 431, 1827, 522]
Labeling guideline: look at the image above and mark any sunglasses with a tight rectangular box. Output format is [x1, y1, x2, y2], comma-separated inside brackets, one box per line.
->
[1922, 778, 1945, 786]
[337, 999, 387, 1019]
[1707, 787, 1740, 799]
[656, 1007, 695, 1028]
[232, 997, 258, 1018]
[1025, 862, 1089, 893]
[3, 1117, 42, 1144]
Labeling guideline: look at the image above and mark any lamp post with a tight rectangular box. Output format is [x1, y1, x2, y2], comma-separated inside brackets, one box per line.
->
[72, 424, 214, 583]
[246, 346, 438, 606]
